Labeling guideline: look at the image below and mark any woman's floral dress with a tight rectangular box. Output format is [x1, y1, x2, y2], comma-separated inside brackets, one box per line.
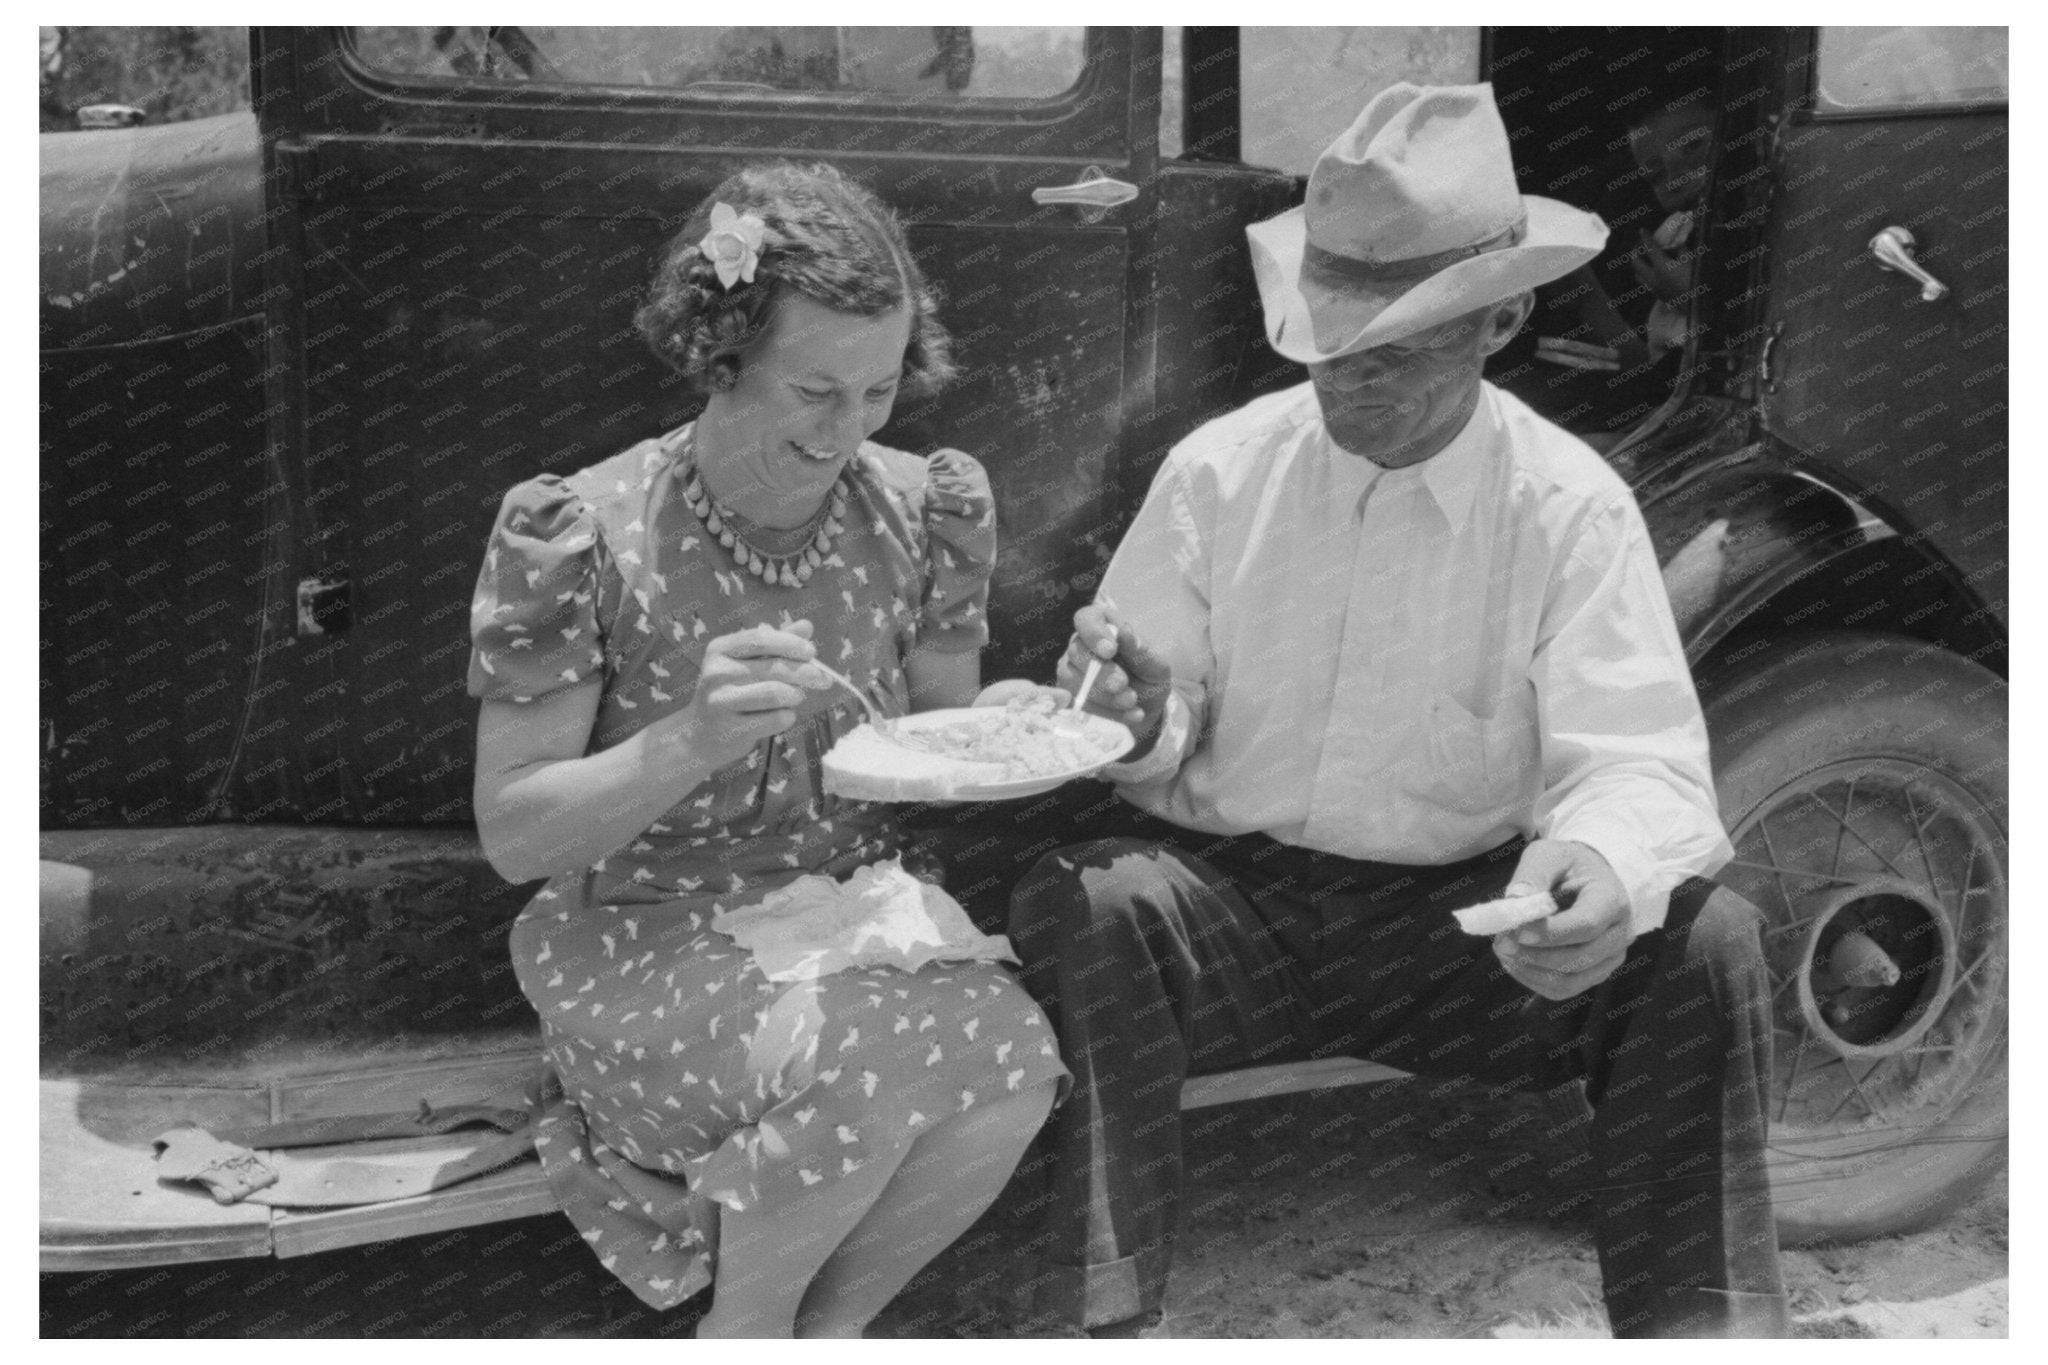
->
[467, 427, 1067, 1310]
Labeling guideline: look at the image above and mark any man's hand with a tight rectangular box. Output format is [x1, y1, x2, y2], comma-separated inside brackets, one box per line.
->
[1057, 602, 1173, 750]
[1493, 840, 1630, 1000]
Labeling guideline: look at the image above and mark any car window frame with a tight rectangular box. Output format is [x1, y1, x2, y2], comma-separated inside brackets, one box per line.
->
[334, 25, 1107, 129]
[1221, 25, 1484, 178]
[1802, 25, 2009, 122]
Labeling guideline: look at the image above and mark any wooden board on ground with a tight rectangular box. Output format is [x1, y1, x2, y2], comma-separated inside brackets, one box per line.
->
[41, 1078, 274, 1270]
[46, 1038, 1413, 1270]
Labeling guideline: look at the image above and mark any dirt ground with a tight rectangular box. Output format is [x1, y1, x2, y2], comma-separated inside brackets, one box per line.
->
[41, 1076, 2006, 1339]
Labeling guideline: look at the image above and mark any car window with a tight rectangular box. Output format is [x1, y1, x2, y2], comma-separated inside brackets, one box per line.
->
[39, 25, 249, 130]
[352, 27, 1085, 101]
[1815, 27, 2007, 112]
[1237, 26, 1480, 174]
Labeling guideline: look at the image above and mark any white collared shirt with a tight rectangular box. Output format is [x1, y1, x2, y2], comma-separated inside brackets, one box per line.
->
[1100, 381, 1730, 934]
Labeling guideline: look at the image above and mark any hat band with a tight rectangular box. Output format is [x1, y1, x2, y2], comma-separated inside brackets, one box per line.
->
[1304, 211, 1529, 285]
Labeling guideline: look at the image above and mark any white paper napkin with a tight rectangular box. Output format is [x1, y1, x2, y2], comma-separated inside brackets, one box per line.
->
[710, 858, 1018, 983]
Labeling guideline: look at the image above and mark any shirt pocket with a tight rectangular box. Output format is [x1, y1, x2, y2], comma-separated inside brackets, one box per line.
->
[1421, 691, 1537, 816]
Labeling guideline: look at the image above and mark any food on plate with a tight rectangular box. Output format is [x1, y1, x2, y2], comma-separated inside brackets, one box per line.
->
[821, 695, 1131, 802]
[906, 695, 1126, 779]
[1451, 891, 1557, 936]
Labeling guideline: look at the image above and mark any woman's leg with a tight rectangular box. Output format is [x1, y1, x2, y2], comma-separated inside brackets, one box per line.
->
[696, 1134, 918, 1338]
[793, 1080, 1060, 1338]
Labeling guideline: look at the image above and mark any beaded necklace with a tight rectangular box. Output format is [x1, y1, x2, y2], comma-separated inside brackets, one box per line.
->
[678, 438, 848, 589]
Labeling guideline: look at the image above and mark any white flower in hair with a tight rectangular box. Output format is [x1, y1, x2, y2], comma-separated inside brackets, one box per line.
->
[699, 201, 767, 289]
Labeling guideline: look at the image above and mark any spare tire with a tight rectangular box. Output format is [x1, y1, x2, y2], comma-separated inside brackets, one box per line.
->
[1701, 631, 2006, 1245]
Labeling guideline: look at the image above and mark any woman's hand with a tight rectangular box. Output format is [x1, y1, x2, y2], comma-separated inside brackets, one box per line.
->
[678, 620, 831, 769]
[971, 678, 1071, 710]
[472, 621, 831, 884]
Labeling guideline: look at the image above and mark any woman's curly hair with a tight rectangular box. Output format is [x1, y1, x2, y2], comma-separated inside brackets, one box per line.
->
[636, 161, 957, 397]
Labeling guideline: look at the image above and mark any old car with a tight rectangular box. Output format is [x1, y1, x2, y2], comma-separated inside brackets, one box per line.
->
[41, 25, 2005, 1272]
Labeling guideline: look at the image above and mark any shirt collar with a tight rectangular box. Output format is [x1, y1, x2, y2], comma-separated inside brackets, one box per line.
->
[1314, 420, 1382, 516]
[1315, 383, 1498, 534]
[1412, 385, 1499, 536]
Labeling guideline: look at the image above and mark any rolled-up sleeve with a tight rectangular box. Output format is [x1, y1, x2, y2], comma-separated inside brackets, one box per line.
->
[1531, 496, 1733, 935]
[1095, 453, 1213, 787]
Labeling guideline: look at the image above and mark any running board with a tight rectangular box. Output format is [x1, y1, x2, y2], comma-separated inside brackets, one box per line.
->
[43, 1048, 1410, 1271]
[1179, 1057, 1409, 1109]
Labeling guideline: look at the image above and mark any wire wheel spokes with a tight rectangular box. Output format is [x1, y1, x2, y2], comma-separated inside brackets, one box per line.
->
[1729, 757, 2006, 1143]
[1803, 783, 1912, 884]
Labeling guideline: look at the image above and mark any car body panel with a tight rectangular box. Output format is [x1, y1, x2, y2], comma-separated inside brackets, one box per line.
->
[233, 27, 1159, 823]
[40, 113, 276, 827]
[40, 317, 273, 827]
[39, 112, 265, 347]
[38, 25, 2007, 1271]
[1757, 34, 2007, 629]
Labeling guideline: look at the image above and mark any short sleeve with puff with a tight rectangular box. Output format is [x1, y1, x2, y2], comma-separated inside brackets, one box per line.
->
[917, 448, 997, 653]
[467, 474, 606, 704]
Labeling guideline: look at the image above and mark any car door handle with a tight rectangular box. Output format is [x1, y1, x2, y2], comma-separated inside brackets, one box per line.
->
[1031, 167, 1139, 212]
[1869, 226, 1950, 302]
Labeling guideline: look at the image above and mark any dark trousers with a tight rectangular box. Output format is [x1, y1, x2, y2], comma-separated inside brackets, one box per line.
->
[1006, 814, 1788, 1338]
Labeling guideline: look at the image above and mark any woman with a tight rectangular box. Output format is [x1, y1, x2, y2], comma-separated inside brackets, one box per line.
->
[468, 162, 1065, 1338]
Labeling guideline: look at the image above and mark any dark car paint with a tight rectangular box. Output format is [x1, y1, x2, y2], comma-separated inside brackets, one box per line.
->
[40, 114, 279, 828]
[1755, 41, 2007, 632]
[207, 28, 1169, 827]
[39, 29, 2005, 1070]
[39, 113, 267, 347]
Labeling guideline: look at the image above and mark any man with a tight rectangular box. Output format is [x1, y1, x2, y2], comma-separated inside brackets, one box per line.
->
[1008, 84, 1787, 1339]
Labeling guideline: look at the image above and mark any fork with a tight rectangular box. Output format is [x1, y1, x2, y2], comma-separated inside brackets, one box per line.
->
[810, 661, 940, 752]
[1049, 617, 1118, 731]
[1069, 624, 1112, 713]
[810, 659, 884, 727]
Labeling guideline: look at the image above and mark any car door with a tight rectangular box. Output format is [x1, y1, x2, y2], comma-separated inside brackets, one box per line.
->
[1755, 26, 2007, 630]
[249, 25, 1157, 824]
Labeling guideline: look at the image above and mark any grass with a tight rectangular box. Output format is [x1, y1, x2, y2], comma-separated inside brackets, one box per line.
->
[1489, 1287, 1609, 1338]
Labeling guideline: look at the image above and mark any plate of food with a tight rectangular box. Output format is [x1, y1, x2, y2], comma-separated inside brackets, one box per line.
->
[821, 696, 1135, 802]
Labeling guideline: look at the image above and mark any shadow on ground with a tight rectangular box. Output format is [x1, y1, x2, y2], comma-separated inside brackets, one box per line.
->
[40, 1077, 2007, 1338]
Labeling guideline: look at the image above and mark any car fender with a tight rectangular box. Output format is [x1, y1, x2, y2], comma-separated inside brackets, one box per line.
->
[1638, 440, 2003, 677]
[40, 110, 265, 348]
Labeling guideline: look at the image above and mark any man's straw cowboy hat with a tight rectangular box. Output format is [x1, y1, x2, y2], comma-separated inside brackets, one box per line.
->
[1247, 82, 1608, 364]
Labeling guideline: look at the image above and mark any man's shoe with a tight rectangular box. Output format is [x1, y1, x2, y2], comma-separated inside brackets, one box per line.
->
[1087, 1309, 1172, 1339]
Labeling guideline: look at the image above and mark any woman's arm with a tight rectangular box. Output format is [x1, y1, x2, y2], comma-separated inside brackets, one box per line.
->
[474, 686, 724, 884]
[474, 623, 826, 883]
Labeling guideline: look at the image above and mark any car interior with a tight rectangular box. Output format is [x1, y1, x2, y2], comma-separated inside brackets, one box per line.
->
[1482, 27, 1731, 449]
